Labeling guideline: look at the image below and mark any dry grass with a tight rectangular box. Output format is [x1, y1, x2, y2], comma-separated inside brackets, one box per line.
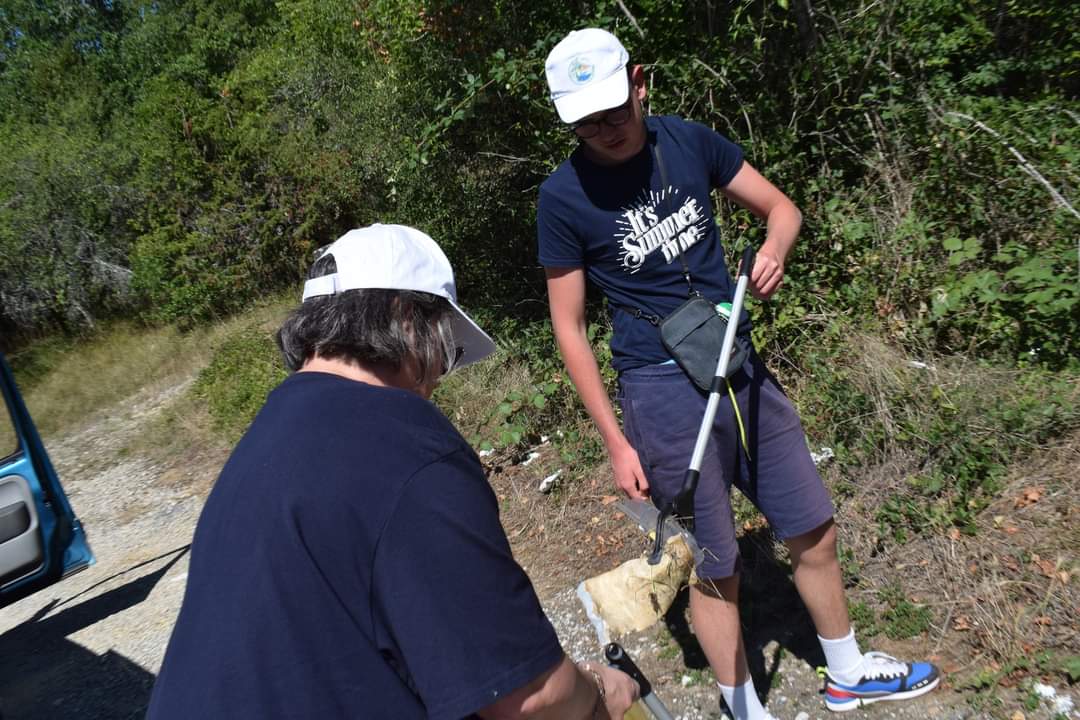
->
[16, 293, 296, 448]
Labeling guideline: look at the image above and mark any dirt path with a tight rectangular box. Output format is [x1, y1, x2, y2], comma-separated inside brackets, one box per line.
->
[0, 381, 1074, 719]
[0, 378, 221, 720]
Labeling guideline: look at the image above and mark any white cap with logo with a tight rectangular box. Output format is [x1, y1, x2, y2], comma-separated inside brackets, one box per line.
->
[302, 224, 497, 369]
[545, 28, 629, 124]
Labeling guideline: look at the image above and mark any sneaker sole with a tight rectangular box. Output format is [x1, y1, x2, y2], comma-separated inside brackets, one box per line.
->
[825, 675, 941, 712]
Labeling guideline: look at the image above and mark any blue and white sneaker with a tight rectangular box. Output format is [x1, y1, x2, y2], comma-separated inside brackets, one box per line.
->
[823, 651, 940, 712]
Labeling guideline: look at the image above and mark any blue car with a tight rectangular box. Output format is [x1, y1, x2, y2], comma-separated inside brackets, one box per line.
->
[0, 352, 94, 608]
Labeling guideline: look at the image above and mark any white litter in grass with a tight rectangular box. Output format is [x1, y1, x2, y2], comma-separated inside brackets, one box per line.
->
[1053, 695, 1074, 715]
[810, 446, 835, 465]
[538, 470, 562, 493]
[681, 674, 693, 687]
[1033, 683, 1056, 699]
[478, 448, 495, 457]
[794, 713, 810, 720]
[521, 451, 541, 467]
[907, 360, 933, 370]
[540, 435, 550, 444]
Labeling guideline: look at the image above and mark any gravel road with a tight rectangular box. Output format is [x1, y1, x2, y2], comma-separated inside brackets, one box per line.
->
[0, 381, 206, 720]
[1, 379, 1073, 719]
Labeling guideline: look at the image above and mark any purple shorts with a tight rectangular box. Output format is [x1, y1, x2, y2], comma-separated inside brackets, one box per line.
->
[617, 352, 834, 579]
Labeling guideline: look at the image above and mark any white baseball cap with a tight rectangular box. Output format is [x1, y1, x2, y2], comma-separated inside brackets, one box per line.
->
[545, 28, 629, 124]
[302, 224, 497, 369]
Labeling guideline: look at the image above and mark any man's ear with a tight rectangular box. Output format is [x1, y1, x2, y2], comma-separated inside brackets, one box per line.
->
[629, 64, 648, 101]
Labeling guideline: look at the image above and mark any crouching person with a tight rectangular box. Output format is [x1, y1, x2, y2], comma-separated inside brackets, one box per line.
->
[148, 224, 638, 719]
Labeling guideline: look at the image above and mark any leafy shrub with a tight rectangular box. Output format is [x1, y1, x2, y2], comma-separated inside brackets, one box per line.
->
[193, 325, 287, 442]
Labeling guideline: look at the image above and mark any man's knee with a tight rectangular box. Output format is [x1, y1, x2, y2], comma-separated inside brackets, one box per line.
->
[787, 518, 838, 568]
[692, 573, 740, 601]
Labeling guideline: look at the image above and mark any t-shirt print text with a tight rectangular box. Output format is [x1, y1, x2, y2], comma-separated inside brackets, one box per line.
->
[617, 186, 709, 273]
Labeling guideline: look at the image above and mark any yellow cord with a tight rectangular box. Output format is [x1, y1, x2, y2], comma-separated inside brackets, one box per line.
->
[726, 379, 751, 461]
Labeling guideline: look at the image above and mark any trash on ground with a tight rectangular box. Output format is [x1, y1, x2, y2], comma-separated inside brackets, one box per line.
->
[538, 469, 562, 494]
[576, 533, 695, 644]
[810, 446, 835, 465]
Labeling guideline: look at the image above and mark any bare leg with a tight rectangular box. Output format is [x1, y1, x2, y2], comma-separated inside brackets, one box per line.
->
[689, 575, 749, 686]
[785, 519, 850, 639]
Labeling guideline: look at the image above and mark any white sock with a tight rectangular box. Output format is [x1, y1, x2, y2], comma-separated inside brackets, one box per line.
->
[818, 628, 863, 684]
[717, 677, 771, 720]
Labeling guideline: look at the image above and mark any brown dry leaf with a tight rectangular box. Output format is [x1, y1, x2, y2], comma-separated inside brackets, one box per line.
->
[1002, 555, 1021, 572]
[1005, 526, 1020, 535]
[1011, 711, 1026, 720]
[1034, 557, 1057, 578]
[1014, 486, 1044, 508]
[947, 527, 961, 541]
[953, 615, 972, 631]
[1058, 571, 1070, 584]
[968, 562, 979, 574]
[1033, 616, 1052, 626]
[600, 495, 618, 506]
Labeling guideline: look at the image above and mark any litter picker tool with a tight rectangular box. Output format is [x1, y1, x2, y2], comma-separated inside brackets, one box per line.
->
[648, 246, 756, 565]
[605, 643, 676, 720]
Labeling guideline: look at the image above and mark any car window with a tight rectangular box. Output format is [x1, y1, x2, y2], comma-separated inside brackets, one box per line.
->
[1, 394, 17, 461]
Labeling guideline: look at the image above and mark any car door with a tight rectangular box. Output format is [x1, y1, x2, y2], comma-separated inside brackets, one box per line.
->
[0, 352, 94, 608]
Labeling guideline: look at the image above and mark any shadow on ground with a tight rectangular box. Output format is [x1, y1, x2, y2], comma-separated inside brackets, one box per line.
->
[662, 526, 826, 708]
[0, 546, 187, 720]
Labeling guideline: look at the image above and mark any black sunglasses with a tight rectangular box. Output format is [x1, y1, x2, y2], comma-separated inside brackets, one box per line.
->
[570, 98, 633, 139]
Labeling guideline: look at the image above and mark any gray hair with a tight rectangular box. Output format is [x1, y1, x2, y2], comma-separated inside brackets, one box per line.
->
[276, 254, 457, 385]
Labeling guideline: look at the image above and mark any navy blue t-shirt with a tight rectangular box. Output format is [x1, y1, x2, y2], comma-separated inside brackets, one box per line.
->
[538, 115, 747, 372]
[148, 372, 563, 720]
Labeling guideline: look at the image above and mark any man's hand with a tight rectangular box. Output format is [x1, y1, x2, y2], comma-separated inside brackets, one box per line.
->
[748, 247, 784, 300]
[609, 440, 649, 499]
[583, 663, 641, 719]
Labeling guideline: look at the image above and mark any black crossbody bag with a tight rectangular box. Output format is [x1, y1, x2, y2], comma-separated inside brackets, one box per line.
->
[617, 144, 750, 392]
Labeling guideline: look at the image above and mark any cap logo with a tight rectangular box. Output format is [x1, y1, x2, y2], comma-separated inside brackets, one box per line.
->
[568, 56, 594, 84]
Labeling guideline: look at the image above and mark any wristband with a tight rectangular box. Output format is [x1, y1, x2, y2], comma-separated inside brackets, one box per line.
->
[581, 663, 606, 719]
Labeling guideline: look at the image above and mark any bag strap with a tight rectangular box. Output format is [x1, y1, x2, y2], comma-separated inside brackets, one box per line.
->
[612, 141, 700, 324]
[654, 143, 695, 296]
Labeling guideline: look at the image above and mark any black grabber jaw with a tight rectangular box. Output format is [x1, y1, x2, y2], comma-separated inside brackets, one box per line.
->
[647, 468, 700, 565]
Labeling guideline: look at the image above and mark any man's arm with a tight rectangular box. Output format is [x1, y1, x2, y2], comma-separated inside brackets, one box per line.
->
[544, 266, 648, 500]
[720, 162, 803, 300]
[477, 655, 636, 720]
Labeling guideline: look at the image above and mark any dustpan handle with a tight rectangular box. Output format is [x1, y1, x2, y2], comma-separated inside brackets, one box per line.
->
[605, 644, 676, 720]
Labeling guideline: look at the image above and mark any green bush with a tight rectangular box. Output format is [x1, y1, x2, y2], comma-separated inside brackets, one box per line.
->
[193, 325, 287, 442]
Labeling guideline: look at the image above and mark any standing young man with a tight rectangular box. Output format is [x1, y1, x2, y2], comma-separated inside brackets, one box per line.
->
[537, 28, 939, 718]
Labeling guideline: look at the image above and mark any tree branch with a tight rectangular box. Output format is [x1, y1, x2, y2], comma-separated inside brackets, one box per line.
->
[615, 0, 645, 39]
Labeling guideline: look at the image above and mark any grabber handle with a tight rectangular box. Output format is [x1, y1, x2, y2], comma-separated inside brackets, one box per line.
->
[604, 643, 652, 698]
[738, 245, 756, 279]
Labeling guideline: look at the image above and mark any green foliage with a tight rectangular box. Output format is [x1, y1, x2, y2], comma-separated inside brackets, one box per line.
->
[793, 326, 1079, 541]
[848, 601, 882, 638]
[453, 316, 615, 460]
[2, 0, 1077, 371]
[193, 325, 287, 442]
